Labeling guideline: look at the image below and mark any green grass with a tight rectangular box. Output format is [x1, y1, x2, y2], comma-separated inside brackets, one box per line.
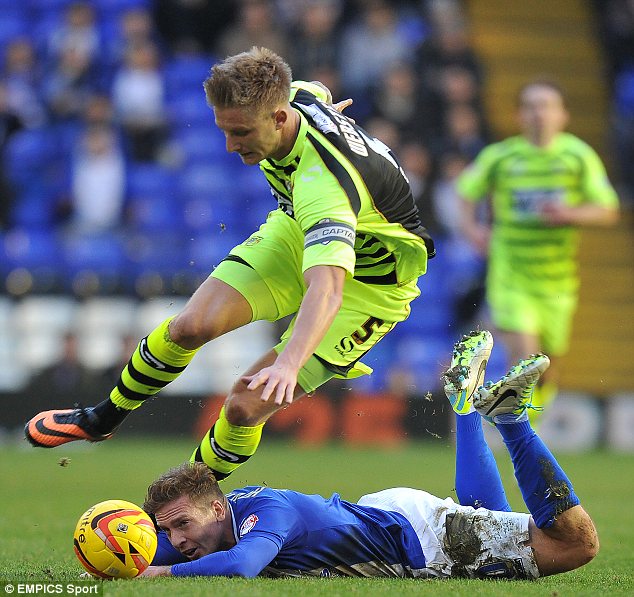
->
[1, 436, 633, 596]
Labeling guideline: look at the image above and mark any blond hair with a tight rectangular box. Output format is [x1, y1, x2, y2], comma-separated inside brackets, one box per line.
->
[144, 462, 225, 514]
[204, 46, 292, 114]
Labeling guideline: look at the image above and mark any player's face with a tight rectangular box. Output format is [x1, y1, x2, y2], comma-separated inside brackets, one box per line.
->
[155, 494, 232, 560]
[214, 105, 284, 165]
[518, 85, 568, 143]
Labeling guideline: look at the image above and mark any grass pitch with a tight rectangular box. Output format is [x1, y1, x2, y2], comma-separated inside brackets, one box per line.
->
[1, 435, 633, 596]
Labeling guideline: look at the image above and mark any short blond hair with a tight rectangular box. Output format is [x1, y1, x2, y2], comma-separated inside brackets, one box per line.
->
[144, 462, 225, 515]
[204, 46, 292, 113]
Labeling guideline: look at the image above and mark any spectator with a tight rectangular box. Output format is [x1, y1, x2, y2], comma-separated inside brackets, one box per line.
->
[217, 0, 289, 59]
[399, 140, 435, 231]
[416, 4, 483, 93]
[43, 46, 101, 122]
[436, 102, 488, 160]
[58, 124, 126, 234]
[338, 0, 411, 104]
[154, 0, 236, 55]
[24, 332, 103, 406]
[370, 62, 426, 138]
[2, 38, 47, 129]
[287, 0, 342, 80]
[104, 7, 164, 68]
[0, 80, 24, 229]
[45, 2, 101, 69]
[111, 41, 167, 162]
[432, 151, 486, 329]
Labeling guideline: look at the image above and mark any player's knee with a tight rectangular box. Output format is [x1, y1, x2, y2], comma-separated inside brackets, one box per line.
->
[224, 390, 257, 427]
[576, 516, 599, 564]
[169, 311, 219, 348]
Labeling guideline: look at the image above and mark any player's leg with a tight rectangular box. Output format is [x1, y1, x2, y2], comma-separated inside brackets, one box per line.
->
[529, 292, 577, 424]
[190, 348, 330, 479]
[473, 356, 598, 576]
[442, 331, 510, 511]
[192, 277, 418, 479]
[24, 276, 254, 448]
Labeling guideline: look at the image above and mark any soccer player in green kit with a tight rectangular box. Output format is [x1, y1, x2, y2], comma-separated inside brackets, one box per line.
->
[25, 47, 435, 479]
[454, 79, 619, 421]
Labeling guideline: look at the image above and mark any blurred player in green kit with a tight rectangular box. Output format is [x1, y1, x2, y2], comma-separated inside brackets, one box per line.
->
[455, 79, 619, 422]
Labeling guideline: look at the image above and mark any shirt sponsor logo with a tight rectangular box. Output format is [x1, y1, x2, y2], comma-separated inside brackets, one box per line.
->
[300, 165, 323, 182]
[244, 235, 263, 246]
[239, 514, 259, 537]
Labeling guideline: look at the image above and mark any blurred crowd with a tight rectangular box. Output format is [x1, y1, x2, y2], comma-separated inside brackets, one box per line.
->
[0, 0, 490, 302]
[596, 0, 634, 203]
[1, 0, 629, 415]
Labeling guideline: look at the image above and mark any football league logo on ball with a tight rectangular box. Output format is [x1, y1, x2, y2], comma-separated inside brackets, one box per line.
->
[73, 499, 158, 579]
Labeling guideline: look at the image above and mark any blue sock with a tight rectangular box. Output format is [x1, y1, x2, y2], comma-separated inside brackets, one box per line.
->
[497, 420, 580, 528]
[455, 412, 511, 511]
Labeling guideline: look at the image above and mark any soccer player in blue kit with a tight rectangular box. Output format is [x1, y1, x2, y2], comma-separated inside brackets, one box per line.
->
[138, 331, 598, 580]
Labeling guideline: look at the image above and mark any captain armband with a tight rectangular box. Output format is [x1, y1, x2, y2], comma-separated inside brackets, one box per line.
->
[304, 219, 356, 250]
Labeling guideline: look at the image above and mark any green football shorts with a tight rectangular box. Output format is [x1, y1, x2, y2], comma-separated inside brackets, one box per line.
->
[211, 210, 421, 392]
[487, 281, 578, 356]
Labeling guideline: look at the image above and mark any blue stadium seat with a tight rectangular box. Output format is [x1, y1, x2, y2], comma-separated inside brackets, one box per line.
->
[0, 11, 28, 45]
[4, 130, 57, 186]
[123, 232, 189, 290]
[399, 294, 455, 336]
[61, 232, 126, 273]
[178, 162, 236, 200]
[127, 163, 178, 198]
[166, 93, 213, 129]
[186, 230, 244, 275]
[615, 67, 634, 117]
[173, 128, 228, 165]
[126, 164, 184, 233]
[26, 0, 72, 11]
[164, 55, 215, 99]
[2, 228, 61, 270]
[93, 0, 151, 13]
[9, 187, 58, 231]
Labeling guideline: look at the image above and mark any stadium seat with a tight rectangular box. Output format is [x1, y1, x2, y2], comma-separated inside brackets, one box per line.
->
[164, 55, 216, 99]
[4, 130, 57, 186]
[2, 228, 61, 270]
[123, 232, 189, 293]
[75, 296, 138, 335]
[76, 330, 125, 369]
[0, 315, 28, 392]
[0, 11, 28, 45]
[12, 295, 78, 335]
[186, 229, 244, 275]
[9, 187, 58, 231]
[127, 164, 184, 233]
[60, 232, 127, 293]
[133, 296, 187, 335]
[16, 330, 67, 372]
[166, 90, 211, 125]
[173, 128, 229, 165]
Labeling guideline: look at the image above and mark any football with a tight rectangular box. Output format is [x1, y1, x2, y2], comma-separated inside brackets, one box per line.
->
[73, 499, 158, 579]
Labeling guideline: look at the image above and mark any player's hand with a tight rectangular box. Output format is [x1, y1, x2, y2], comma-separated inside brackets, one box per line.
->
[136, 565, 172, 578]
[540, 202, 573, 225]
[242, 361, 299, 405]
[333, 98, 353, 114]
[466, 223, 491, 255]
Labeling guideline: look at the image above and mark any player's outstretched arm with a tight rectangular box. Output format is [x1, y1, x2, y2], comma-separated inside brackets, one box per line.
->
[528, 505, 599, 576]
[540, 202, 619, 227]
[245, 264, 345, 405]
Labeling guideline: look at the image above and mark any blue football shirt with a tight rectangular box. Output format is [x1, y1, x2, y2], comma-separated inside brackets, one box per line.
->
[152, 486, 427, 578]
